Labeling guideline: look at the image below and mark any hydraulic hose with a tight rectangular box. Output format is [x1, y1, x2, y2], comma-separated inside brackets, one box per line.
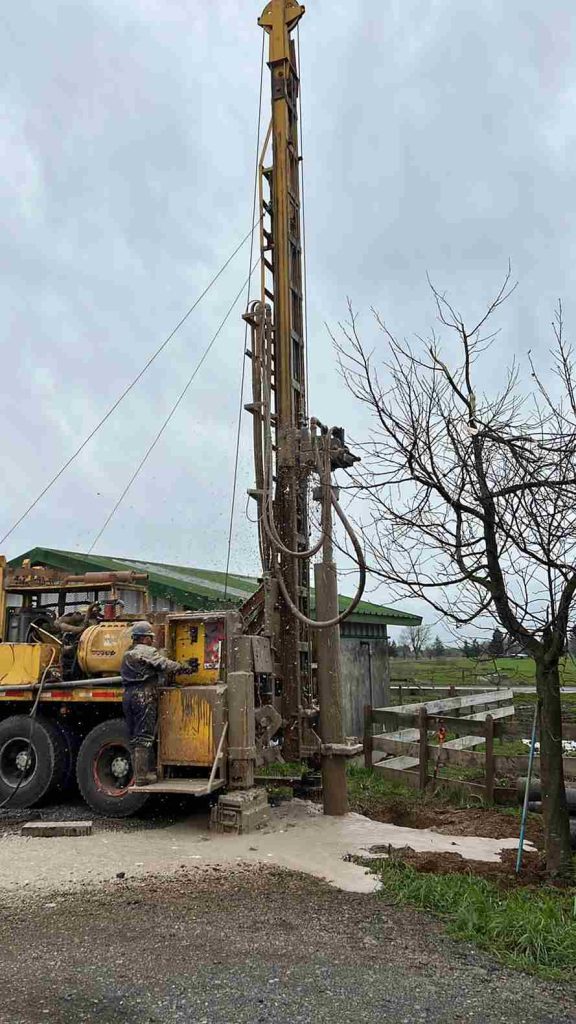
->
[265, 403, 366, 626]
[256, 336, 366, 628]
[260, 373, 325, 561]
[272, 486, 366, 629]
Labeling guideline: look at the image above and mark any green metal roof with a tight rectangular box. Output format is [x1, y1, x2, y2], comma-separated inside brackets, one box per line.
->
[8, 548, 422, 627]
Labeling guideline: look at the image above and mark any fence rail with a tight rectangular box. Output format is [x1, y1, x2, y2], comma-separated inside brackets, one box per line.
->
[364, 689, 518, 804]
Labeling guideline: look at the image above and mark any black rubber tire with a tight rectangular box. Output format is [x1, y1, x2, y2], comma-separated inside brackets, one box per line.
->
[0, 715, 67, 808]
[76, 719, 149, 817]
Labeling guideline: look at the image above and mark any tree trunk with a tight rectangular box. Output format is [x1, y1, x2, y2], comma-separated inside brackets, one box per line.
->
[534, 655, 573, 881]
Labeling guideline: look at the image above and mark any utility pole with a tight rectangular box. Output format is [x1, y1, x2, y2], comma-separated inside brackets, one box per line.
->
[258, 0, 310, 760]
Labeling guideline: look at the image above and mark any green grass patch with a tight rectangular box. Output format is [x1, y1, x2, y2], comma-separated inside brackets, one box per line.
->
[346, 763, 487, 814]
[391, 655, 576, 687]
[255, 761, 304, 778]
[373, 859, 576, 978]
[473, 737, 528, 757]
[347, 763, 419, 806]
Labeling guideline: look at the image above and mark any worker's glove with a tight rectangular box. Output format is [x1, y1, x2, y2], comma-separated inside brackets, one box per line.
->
[179, 658, 199, 675]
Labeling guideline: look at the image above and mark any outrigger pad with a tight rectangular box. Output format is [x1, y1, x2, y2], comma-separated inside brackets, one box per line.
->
[209, 788, 269, 834]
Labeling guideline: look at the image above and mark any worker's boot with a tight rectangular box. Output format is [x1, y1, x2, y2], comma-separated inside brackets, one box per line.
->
[132, 746, 157, 787]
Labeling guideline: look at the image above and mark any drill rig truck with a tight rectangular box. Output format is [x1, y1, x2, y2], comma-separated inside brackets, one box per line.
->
[0, 0, 365, 821]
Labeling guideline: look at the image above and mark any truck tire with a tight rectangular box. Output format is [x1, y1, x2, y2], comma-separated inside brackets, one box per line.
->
[76, 719, 149, 817]
[0, 715, 67, 808]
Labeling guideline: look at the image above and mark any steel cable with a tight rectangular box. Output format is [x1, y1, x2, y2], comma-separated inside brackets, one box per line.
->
[223, 32, 266, 599]
[87, 260, 261, 552]
[296, 25, 310, 414]
[0, 223, 259, 547]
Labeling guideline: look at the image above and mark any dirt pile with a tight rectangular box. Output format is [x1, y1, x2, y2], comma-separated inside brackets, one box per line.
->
[378, 845, 548, 887]
[354, 797, 544, 848]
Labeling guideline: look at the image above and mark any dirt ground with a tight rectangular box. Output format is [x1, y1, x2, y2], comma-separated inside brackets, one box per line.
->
[377, 845, 549, 886]
[0, 793, 545, 889]
[350, 794, 550, 884]
[1, 865, 575, 1024]
[353, 795, 545, 846]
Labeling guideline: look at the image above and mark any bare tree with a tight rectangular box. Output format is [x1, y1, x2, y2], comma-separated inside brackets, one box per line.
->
[400, 624, 431, 658]
[336, 272, 576, 880]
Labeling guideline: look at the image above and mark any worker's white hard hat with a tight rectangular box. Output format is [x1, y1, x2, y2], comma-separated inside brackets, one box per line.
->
[131, 621, 155, 640]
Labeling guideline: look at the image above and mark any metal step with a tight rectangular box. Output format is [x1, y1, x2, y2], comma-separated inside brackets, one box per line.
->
[376, 755, 419, 771]
[134, 779, 225, 796]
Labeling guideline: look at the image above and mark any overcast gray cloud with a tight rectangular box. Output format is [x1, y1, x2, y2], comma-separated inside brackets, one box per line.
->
[1, 0, 576, 630]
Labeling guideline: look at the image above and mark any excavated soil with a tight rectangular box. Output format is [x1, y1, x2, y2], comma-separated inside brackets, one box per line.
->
[375, 845, 549, 887]
[353, 797, 545, 847]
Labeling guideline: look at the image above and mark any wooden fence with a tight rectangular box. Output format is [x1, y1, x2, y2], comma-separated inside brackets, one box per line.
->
[364, 689, 517, 804]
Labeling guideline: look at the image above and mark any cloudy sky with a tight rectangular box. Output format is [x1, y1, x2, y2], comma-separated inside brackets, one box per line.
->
[1, 0, 575, 630]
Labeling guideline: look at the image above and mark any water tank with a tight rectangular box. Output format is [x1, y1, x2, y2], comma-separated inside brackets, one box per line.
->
[77, 622, 132, 676]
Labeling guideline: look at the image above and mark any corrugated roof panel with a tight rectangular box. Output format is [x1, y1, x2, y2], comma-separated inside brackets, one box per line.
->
[8, 548, 422, 626]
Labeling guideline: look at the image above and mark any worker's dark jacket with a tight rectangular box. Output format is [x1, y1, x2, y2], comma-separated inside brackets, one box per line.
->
[121, 644, 181, 748]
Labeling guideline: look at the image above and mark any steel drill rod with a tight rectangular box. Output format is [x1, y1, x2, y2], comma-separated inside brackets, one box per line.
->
[315, 560, 348, 815]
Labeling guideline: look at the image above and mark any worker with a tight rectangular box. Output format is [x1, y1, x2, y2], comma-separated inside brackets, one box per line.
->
[121, 620, 192, 786]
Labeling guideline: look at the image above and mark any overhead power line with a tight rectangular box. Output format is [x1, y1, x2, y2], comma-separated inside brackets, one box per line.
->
[88, 259, 261, 553]
[0, 222, 259, 547]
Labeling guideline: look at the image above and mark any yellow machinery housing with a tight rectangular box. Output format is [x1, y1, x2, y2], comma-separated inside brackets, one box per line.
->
[76, 612, 231, 778]
[0, 643, 55, 686]
[167, 612, 226, 686]
[156, 612, 230, 780]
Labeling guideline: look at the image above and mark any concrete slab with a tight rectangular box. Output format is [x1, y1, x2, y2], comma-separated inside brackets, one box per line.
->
[21, 821, 93, 838]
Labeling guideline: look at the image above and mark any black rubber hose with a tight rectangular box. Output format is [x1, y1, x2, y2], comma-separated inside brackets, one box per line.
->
[517, 777, 576, 812]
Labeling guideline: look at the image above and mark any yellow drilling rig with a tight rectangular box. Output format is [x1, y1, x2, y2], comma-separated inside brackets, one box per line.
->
[0, 0, 365, 825]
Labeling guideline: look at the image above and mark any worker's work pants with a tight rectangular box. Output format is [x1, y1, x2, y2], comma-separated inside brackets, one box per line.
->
[122, 684, 157, 749]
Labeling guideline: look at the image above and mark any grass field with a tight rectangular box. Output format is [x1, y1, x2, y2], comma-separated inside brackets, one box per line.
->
[390, 656, 576, 687]
[374, 859, 576, 979]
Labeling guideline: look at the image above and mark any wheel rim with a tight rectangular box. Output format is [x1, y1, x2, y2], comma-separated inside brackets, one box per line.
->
[92, 741, 133, 796]
[0, 736, 37, 788]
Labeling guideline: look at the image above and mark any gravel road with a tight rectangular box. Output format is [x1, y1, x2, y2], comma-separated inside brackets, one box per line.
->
[0, 866, 574, 1024]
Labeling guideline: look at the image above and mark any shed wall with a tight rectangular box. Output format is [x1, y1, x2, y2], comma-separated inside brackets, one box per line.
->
[339, 634, 390, 738]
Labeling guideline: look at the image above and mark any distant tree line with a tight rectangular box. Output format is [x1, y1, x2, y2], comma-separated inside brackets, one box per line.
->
[389, 625, 576, 661]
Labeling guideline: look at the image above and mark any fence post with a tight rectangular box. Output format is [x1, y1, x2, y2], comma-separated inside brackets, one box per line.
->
[363, 704, 373, 770]
[484, 714, 495, 805]
[418, 706, 428, 791]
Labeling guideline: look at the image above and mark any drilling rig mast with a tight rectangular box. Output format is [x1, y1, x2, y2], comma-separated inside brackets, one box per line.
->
[245, 1, 365, 784]
[250, 1, 310, 760]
